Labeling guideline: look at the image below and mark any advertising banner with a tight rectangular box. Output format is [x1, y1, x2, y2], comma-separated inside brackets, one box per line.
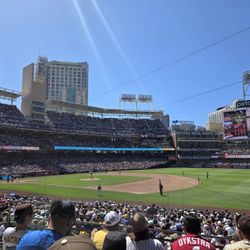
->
[225, 154, 250, 159]
[0, 146, 39, 151]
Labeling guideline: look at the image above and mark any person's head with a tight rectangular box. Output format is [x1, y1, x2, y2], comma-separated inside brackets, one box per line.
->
[236, 215, 250, 240]
[15, 203, 33, 227]
[132, 212, 150, 241]
[48, 200, 75, 235]
[104, 211, 120, 231]
[48, 235, 97, 250]
[184, 215, 201, 235]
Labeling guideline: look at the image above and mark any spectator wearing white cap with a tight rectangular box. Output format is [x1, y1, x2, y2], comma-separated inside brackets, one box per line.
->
[92, 211, 126, 250]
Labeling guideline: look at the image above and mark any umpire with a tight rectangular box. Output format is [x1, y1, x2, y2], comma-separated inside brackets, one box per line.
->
[159, 179, 164, 196]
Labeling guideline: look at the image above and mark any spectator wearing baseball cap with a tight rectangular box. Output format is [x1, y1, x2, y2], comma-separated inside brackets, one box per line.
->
[126, 212, 164, 250]
[48, 235, 97, 250]
[92, 211, 126, 250]
[223, 215, 250, 250]
[3, 203, 33, 250]
[17, 200, 75, 250]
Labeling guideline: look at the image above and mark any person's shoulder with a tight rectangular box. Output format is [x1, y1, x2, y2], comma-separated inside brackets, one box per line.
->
[93, 229, 108, 238]
[152, 238, 164, 245]
[171, 235, 185, 248]
[147, 238, 164, 249]
[16, 230, 42, 249]
[223, 240, 250, 250]
[106, 230, 127, 238]
[3, 227, 16, 235]
[223, 242, 233, 250]
[18, 230, 58, 243]
[125, 236, 136, 249]
[17, 229, 63, 249]
[103, 230, 126, 249]
[17, 230, 41, 242]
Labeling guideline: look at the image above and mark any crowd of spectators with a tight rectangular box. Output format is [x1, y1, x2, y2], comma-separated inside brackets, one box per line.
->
[0, 104, 27, 128]
[1, 102, 250, 171]
[0, 103, 168, 152]
[61, 157, 165, 173]
[176, 132, 222, 163]
[46, 111, 167, 136]
[0, 103, 50, 131]
[175, 132, 250, 168]
[0, 128, 170, 149]
[0, 194, 249, 249]
[222, 140, 250, 155]
[0, 103, 169, 153]
[211, 161, 250, 169]
[0, 103, 168, 138]
[0, 152, 166, 177]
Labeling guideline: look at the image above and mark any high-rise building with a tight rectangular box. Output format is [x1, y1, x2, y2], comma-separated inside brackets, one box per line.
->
[47, 60, 88, 105]
[21, 56, 88, 119]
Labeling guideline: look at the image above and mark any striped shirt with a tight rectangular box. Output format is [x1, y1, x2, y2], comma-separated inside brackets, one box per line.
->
[126, 236, 164, 250]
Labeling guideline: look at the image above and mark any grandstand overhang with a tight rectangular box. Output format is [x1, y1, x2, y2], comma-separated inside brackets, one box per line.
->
[0, 87, 21, 104]
[46, 99, 164, 119]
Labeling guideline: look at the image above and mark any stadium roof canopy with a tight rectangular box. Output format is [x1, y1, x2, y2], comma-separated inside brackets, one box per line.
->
[46, 99, 164, 119]
[0, 87, 21, 104]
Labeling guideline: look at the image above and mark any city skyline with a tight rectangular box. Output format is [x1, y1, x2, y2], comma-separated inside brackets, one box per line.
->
[1, 0, 250, 126]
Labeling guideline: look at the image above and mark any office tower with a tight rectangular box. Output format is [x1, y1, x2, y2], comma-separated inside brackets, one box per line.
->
[47, 60, 88, 105]
[21, 56, 88, 118]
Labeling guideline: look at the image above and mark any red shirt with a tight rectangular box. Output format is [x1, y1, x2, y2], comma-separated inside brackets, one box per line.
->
[171, 234, 216, 250]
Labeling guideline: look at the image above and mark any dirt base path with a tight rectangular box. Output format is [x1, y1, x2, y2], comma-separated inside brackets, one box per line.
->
[85, 172, 198, 194]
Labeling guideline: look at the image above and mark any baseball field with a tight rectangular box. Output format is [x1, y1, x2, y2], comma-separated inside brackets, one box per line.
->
[0, 168, 249, 211]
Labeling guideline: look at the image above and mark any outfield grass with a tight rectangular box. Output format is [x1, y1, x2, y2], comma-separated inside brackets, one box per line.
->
[0, 168, 249, 211]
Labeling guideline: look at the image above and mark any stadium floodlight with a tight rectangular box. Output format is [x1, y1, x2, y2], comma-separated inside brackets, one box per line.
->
[138, 95, 153, 103]
[120, 94, 137, 102]
[119, 94, 155, 112]
[119, 94, 137, 110]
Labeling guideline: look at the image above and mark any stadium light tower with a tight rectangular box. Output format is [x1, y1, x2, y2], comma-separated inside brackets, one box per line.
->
[137, 95, 153, 111]
[243, 70, 250, 100]
[119, 94, 137, 110]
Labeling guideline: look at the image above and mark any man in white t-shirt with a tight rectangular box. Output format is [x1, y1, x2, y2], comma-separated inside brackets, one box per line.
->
[2, 203, 33, 250]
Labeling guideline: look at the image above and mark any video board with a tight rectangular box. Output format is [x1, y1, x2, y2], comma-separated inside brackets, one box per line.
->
[223, 109, 250, 140]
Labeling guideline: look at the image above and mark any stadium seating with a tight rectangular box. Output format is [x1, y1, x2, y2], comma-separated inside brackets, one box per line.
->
[0, 193, 241, 250]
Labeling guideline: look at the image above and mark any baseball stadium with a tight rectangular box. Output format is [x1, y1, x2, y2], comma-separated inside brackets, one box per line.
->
[0, 63, 250, 249]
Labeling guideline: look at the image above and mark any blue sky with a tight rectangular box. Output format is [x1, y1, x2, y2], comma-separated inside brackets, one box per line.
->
[0, 0, 250, 127]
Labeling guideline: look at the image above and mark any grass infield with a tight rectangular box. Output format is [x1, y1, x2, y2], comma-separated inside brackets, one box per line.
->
[0, 168, 249, 211]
